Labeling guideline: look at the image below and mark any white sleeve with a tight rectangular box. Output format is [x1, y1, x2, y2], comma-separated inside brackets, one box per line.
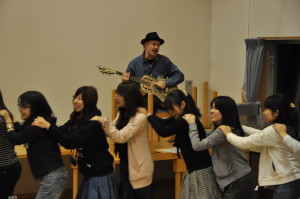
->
[242, 125, 261, 135]
[227, 126, 280, 150]
[283, 135, 300, 154]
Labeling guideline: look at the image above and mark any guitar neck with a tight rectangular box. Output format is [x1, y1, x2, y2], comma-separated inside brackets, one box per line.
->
[114, 70, 147, 85]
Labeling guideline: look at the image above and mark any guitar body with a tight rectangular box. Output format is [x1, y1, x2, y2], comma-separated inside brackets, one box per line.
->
[140, 75, 177, 102]
[97, 66, 178, 102]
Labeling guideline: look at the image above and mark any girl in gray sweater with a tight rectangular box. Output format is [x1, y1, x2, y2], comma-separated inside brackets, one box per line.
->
[183, 96, 256, 199]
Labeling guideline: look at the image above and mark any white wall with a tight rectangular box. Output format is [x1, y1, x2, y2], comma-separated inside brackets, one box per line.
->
[210, 0, 300, 103]
[0, 0, 212, 195]
[0, 0, 212, 124]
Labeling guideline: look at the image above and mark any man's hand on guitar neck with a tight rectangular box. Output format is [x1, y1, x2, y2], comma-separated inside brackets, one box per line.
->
[121, 72, 130, 82]
[155, 80, 166, 89]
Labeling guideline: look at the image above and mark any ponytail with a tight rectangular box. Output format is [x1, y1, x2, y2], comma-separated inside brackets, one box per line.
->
[264, 94, 299, 138]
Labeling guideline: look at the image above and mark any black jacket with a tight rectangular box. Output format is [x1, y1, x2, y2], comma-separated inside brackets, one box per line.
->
[48, 109, 114, 177]
[148, 115, 212, 173]
[8, 116, 64, 179]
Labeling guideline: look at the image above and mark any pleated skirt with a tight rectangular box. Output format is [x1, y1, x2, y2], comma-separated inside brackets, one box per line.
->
[179, 166, 222, 199]
[76, 172, 117, 199]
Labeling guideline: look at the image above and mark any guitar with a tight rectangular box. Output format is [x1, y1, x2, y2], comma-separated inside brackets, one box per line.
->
[97, 65, 177, 102]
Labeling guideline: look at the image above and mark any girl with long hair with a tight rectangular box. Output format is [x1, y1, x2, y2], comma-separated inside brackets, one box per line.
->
[143, 89, 222, 199]
[221, 94, 300, 199]
[183, 96, 256, 199]
[0, 91, 22, 199]
[92, 82, 154, 199]
[33, 86, 116, 199]
[0, 91, 68, 199]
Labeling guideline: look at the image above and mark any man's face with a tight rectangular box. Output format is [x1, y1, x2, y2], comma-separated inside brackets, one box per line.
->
[144, 40, 161, 59]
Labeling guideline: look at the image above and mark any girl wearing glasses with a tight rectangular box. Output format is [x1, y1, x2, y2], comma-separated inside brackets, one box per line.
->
[0, 91, 68, 199]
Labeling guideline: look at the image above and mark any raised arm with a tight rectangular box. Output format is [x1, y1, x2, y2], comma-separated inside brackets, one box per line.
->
[242, 125, 261, 135]
[147, 115, 182, 138]
[273, 123, 300, 154]
[189, 124, 226, 151]
[104, 113, 147, 143]
[7, 116, 53, 145]
[7, 125, 46, 145]
[226, 126, 280, 150]
[33, 117, 101, 149]
[47, 121, 101, 149]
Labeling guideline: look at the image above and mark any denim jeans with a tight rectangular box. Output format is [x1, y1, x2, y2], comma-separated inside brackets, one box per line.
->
[223, 172, 257, 199]
[273, 178, 300, 199]
[36, 167, 68, 199]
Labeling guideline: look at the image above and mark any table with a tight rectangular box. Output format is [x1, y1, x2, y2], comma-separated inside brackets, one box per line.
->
[16, 141, 186, 199]
[15, 145, 71, 158]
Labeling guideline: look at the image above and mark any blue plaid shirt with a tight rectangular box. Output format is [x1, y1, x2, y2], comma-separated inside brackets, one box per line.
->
[126, 53, 184, 88]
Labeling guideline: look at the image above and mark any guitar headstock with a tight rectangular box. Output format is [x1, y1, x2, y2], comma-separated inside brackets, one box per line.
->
[97, 65, 118, 75]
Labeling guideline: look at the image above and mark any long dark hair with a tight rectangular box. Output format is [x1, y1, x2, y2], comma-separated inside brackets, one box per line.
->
[0, 90, 14, 121]
[18, 91, 53, 120]
[211, 96, 244, 136]
[264, 94, 299, 135]
[115, 82, 143, 130]
[69, 86, 100, 131]
[164, 89, 201, 118]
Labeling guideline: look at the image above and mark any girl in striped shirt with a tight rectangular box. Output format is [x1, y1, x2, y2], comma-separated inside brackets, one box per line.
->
[0, 91, 21, 198]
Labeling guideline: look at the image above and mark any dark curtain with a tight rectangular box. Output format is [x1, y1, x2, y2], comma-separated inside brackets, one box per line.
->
[242, 39, 265, 102]
[276, 44, 300, 105]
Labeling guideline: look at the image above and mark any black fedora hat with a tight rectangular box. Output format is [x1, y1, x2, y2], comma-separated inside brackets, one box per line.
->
[141, 32, 164, 45]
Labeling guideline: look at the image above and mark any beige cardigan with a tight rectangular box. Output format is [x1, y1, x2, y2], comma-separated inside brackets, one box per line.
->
[105, 112, 154, 189]
[227, 125, 300, 186]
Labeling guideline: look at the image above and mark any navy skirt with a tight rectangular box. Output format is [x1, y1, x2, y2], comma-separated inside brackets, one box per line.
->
[76, 172, 117, 199]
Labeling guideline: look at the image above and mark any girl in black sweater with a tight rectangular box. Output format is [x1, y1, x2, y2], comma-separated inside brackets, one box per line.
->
[144, 89, 222, 199]
[33, 86, 117, 199]
[0, 91, 68, 199]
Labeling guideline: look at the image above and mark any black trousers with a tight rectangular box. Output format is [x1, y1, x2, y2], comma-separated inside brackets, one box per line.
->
[119, 172, 152, 199]
[0, 161, 22, 199]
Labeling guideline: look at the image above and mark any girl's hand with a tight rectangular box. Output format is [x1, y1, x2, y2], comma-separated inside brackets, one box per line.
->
[138, 107, 147, 115]
[0, 109, 12, 121]
[101, 119, 110, 131]
[90, 116, 107, 123]
[273, 123, 287, 139]
[182, 114, 196, 124]
[32, 117, 50, 130]
[218, 125, 232, 136]
[138, 107, 152, 117]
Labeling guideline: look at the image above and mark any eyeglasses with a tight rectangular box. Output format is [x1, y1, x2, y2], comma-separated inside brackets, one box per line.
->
[17, 104, 30, 109]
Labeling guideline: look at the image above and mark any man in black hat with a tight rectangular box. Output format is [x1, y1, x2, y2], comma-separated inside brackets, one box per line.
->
[122, 32, 184, 112]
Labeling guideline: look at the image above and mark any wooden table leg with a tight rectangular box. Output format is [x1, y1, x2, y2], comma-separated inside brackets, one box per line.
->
[71, 164, 79, 199]
[174, 172, 181, 199]
[173, 158, 186, 199]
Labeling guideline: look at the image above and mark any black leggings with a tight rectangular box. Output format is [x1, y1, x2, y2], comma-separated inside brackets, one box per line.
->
[119, 173, 152, 199]
[0, 161, 22, 199]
